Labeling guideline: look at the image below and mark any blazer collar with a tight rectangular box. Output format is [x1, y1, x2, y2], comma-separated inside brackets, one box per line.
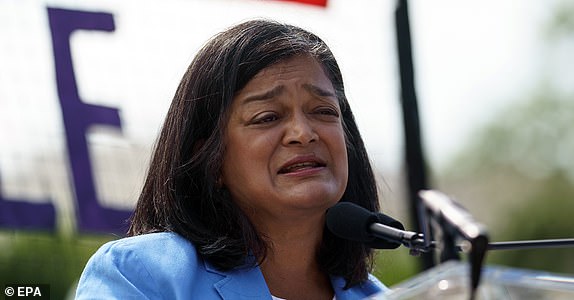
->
[204, 259, 272, 300]
[331, 275, 385, 300]
[332, 276, 357, 300]
[203, 260, 382, 300]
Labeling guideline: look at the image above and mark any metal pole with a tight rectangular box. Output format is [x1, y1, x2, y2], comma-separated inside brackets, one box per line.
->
[394, 0, 434, 270]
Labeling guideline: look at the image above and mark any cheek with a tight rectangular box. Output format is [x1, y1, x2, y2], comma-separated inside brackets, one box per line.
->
[327, 127, 349, 183]
[332, 127, 348, 160]
[222, 131, 275, 184]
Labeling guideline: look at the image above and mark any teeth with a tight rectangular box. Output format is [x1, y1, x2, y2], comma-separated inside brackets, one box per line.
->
[283, 162, 318, 173]
[288, 162, 315, 170]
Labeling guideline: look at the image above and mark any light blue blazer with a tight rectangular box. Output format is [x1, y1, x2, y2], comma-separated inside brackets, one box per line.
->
[75, 232, 387, 299]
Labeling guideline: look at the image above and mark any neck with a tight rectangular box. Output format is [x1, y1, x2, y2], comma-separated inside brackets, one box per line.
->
[263, 219, 324, 271]
[256, 210, 326, 262]
[255, 214, 334, 299]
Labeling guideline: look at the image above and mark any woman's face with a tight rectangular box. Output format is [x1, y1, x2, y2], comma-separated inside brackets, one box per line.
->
[221, 55, 348, 223]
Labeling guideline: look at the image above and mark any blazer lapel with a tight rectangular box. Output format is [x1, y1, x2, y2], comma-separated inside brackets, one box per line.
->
[204, 260, 272, 300]
[332, 275, 385, 300]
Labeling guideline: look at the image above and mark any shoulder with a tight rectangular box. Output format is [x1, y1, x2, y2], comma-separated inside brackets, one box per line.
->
[87, 232, 202, 279]
[92, 232, 198, 266]
[75, 232, 222, 299]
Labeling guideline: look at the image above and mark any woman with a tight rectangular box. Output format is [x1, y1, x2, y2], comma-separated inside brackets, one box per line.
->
[76, 19, 387, 299]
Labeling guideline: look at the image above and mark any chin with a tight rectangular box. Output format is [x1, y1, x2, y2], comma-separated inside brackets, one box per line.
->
[285, 188, 342, 209]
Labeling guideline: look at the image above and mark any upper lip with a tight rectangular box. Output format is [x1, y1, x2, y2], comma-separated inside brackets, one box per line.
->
[278, 154, 326, 174]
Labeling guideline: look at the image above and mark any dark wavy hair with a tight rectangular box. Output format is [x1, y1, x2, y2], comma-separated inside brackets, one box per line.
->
[127, 19, 380, 288]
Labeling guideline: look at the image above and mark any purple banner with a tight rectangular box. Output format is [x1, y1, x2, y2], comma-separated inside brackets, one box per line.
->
[47, 7, 131, 234]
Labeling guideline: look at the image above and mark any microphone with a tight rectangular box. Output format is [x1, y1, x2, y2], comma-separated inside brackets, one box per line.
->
[326, 202, 422, 249]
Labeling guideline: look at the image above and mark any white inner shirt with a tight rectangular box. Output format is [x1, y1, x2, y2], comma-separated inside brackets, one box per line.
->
[272, 296, 336, 300]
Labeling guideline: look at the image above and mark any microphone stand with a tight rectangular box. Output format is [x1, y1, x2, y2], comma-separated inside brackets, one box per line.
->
[488, 238, 574, 250]
[366, 191, 574, 299]
[418, 190, 488, 300]
[374, 232, 574, 253]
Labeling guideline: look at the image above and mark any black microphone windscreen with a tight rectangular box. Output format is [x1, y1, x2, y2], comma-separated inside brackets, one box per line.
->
[374, 213, 405, 231]
[326, 202, 404, 249]
[325, 202, 376, 243]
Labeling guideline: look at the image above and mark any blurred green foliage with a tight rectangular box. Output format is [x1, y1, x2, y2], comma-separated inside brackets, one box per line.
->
[438, 87, 574, 275]
[546, 1, 574, 39]
[435, 0, 574, 276]
[485, 171, 574, 274]
[0, 231, 115, 299]
[374, 248, 420, 286]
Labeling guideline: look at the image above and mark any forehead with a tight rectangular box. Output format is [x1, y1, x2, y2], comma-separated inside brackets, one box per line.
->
[245, 55, 333, 89]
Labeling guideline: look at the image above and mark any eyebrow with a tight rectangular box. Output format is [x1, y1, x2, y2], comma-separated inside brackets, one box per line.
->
[302, 83, 336, 98]
[241, 83, 336, 105]
[241, 85, 285, 104]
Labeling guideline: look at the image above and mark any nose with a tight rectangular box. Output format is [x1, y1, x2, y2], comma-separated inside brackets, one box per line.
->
[282, 112, 318, 146]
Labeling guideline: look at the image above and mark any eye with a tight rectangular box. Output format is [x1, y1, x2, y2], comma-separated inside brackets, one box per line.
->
[314, 107, 340, 118]
[250, 112, 279, 125]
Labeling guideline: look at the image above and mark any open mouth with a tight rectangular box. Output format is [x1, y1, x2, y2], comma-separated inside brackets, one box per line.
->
[278, 160, 326, 174]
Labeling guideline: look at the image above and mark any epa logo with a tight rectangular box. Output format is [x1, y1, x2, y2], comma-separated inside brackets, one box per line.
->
[4, 285, 50, 299]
